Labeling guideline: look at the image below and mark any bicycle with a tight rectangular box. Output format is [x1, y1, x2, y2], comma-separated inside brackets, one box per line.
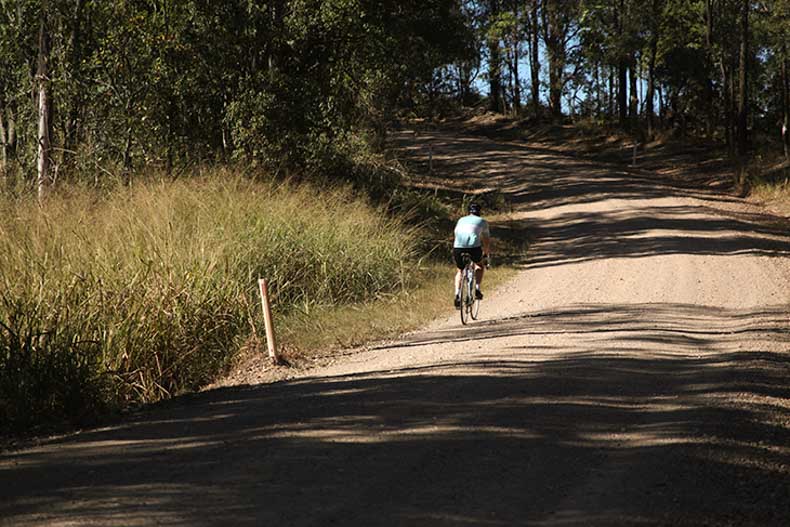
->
[459, 252, 481, 325]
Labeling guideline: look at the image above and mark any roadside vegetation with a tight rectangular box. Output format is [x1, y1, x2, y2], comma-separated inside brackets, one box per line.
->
[0, 173, 424, 432]
[0, 168, 516, 434]
[751, 172, 790, 216]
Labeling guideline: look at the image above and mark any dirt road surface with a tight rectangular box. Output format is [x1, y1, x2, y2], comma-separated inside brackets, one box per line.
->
[2, 131, 789, 526]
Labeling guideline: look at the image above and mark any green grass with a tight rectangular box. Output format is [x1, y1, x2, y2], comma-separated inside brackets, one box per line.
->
[0, 171, 419, 433]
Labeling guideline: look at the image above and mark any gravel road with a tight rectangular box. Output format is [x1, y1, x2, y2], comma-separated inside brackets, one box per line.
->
[2, 131, 789, 526]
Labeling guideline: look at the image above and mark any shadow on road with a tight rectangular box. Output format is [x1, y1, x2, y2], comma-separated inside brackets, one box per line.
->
[524, 205, 790, 270]
[393, 131, 790, 270]
[2, 304, 788, 526]
[393, 132, 741, 211]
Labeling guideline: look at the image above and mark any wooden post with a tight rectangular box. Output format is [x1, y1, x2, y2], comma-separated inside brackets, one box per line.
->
[632, 142, 638, 167]
[428, 143, 433, 174]
[258, 278, 280, 364]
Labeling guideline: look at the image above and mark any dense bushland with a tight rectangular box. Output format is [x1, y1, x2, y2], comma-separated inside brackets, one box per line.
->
[0, 173, 417, 432]
[0, 0, 472, 194]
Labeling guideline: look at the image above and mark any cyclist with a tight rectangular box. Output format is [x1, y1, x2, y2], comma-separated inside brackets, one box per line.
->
[453, 202, 491, 308]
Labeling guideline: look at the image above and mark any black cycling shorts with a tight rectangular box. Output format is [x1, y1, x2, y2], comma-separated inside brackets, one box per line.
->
[453, 247, 484, 270]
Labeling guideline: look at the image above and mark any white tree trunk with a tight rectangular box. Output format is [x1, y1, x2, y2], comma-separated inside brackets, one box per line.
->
[36, 9, 51, 201]
[0, 108, 7, 176]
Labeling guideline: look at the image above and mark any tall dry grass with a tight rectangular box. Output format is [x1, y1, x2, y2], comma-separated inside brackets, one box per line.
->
[751, 173, 790, 216]
[0, 172, 417, 432]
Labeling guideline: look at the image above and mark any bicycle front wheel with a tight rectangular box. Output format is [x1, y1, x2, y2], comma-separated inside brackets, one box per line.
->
[469, 267, 481, 320]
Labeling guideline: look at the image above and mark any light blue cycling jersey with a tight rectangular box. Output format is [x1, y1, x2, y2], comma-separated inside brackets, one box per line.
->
[454, 215, 490, 249]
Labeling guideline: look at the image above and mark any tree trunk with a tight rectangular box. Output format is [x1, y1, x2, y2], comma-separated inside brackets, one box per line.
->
[122, 97, 133, 178]
[703, 76, 714, 138]
[646, 7, 658, 138]
[618, 60, 627, 125]
[628, 52, 638, 126]
[64, 0, 86, 158]
[616, 0, 627, 125]
[267, 0, 283, 82]
[703, 0, 715, 138]
[506, 55, 514, 113]
[595, 62, 602, 118]
[488, 0, 503, 113]
[637, 55, 642, 113]
[720, 61, 733, 151]
[543, 1, 565, 119]
[781, 46, 788, 161]
[511, 13, 521, 114]
[36, 6, 52, 201]
[736, 0, 749, 159]
[0, 107, 7, 178]
[609, 66, 615, 118]
[0, 78, 6, 178]
[711, 0, 733, 152]
[0, 103, 13, 192]
[123, 125, 133, 177]
[6, 104, 15, 164]
[457, 65, 467, 104]
[529, 0, 541, 117]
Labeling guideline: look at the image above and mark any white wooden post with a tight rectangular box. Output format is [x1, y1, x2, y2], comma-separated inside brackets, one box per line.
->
[258, 278, 280, 364]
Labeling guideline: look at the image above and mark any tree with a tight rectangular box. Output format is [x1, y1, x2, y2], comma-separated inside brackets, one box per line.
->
[489, 3, 522, 113]
[487, 0, 504, 112]
[5, 0, 789, 194]
[36, 1, 52, 200]
[527, 0, 542, 116]
[63, 0, 86, 158]
[541, 0, 581, 118]
[783, 44, 789, 160]
[736, 0, 749, 158]
[645, 0, 662, 137]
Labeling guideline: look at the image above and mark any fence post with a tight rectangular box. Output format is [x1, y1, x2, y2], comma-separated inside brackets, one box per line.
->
[258, 278, 281, 365]
[632, 142, 639, 167]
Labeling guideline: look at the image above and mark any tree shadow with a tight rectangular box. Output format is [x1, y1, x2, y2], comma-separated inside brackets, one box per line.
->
[391, 131, 743, 213]
[524, 204, 790, 269]
[395, 133, 790, 267]
[2, 303, 788, 526]
[391, 131, 790, 269]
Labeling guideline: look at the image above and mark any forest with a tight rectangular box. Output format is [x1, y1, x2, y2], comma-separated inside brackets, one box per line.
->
[0, 0, 788, 197]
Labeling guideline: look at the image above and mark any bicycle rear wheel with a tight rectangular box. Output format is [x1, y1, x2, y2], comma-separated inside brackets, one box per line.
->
[460, 263, 472, 325]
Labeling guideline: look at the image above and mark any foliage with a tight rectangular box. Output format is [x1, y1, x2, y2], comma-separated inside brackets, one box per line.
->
[0, 0, 474, 184]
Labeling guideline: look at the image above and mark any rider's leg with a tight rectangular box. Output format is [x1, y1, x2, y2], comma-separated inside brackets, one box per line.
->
[473, 264, 485, 300]
[454, 269, 462, 296]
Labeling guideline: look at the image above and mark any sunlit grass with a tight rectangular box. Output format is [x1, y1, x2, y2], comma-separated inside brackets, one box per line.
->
[751, 176, 790, 216]
[0, 171, 418, 432]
